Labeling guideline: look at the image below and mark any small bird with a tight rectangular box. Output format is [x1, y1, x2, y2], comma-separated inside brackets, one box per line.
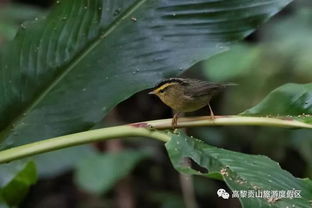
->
[149, 78, 236, 128]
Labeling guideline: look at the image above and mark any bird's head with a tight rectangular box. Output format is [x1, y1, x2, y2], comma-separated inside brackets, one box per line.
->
[148, 78, 186, 100]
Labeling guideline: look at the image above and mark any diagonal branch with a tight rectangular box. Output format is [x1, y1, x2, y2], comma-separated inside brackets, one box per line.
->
[0, 115, 310, 164]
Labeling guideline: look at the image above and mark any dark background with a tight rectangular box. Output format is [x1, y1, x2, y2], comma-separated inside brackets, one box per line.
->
[0, 0, 311, 207]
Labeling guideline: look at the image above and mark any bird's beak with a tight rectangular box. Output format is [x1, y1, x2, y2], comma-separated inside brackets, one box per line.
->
[148, 90, 156, 95]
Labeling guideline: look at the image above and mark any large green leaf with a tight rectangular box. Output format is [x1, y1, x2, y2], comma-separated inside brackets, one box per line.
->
[0, 161, 37, 206]
[0, 3, 44, 42]
[165, 131, 312, 207]
[242, 83, 312, 123]
[75, 150, 147, 194]
[0, 0, 292, 148]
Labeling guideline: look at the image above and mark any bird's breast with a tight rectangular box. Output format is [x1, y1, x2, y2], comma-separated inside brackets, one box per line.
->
[160, 94, 211, 112]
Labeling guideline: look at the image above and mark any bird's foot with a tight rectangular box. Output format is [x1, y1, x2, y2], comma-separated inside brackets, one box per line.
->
[171, 113, 180, 129]
[208, 103, 215, 119]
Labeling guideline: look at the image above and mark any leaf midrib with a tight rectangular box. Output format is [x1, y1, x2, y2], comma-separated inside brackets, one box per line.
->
[0, 0, 147, 142]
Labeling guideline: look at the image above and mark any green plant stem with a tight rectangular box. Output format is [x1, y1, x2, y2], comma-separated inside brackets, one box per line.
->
[145, 115, 312, 129]
[0, 115, 310, 164]
[0, 126, 170, 164]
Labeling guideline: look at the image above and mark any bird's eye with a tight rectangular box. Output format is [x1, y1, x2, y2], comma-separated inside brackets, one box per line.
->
[159, 89, 165, 93]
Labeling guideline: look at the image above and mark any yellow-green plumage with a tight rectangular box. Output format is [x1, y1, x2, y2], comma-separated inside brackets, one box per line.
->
[149, 78, 235, 127]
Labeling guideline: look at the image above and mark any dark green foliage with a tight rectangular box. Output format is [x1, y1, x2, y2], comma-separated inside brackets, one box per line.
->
[0, 0, 292, 149]
[242, 83, 312, 122]
[75, 150, 148, 193]
[0, 161, 37, 207]
[166, 131, 312, 207]
[1, 0, 308, 208]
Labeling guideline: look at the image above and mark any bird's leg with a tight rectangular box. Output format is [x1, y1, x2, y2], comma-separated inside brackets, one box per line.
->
[208, 103, 215, 119]
[172, 112, 180, 129]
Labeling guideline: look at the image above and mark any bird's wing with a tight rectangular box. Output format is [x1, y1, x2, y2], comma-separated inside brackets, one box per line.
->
[184, 82, 228, 97]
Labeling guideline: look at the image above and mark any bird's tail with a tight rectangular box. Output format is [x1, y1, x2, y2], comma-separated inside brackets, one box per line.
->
[222, 82, 238, 87]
